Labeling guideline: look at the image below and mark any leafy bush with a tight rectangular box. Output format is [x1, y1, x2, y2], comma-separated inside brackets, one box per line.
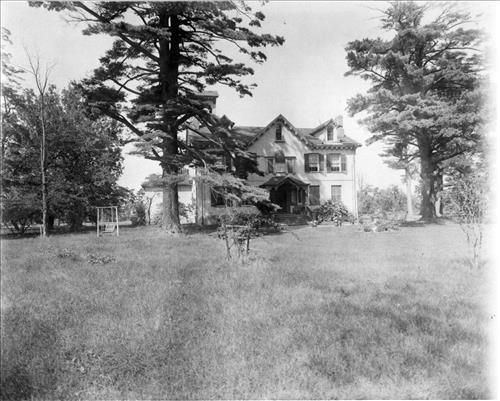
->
[358, 184, 408, 215]
[314, 201, 355, 226]
[1, 189, 40, 234]
[217, 208, 281, 260]
[130, 201, 146, 226]
[445, 174, 488, 268]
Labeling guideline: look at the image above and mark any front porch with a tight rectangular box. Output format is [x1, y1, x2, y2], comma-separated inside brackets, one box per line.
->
[260, 175, 309, 214]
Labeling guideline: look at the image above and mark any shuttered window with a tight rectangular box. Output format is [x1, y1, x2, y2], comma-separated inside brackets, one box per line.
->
[305, 153, 323, 172]
[327, 153, 347, 172]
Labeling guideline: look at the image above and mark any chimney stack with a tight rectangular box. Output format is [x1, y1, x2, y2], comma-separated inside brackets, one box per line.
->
[334, 115, 344, 139]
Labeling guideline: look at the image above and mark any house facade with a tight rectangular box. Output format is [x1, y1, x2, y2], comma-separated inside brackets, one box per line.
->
[239, 114, 361, 217]
[142, 93, 361, 225]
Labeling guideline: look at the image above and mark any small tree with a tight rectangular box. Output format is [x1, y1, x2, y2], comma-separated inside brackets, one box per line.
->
[199, 171, 279, 260]
[448, 174, 487, 269]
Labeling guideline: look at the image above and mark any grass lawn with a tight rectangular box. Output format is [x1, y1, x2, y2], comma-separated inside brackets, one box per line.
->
[0, 223, 495, 399]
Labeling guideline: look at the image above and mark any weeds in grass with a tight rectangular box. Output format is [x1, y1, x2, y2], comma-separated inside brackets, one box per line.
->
[0, 224, 492, 399]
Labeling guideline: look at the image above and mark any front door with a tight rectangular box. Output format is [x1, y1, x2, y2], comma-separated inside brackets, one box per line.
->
[271, 188, 288, 213]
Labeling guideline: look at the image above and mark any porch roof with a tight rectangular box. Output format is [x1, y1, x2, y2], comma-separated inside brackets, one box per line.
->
[260, 175, 309, 190]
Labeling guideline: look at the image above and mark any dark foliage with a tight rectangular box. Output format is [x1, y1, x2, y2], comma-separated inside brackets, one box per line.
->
[34, 1, 284, 232]
[345, 2, 488, 220]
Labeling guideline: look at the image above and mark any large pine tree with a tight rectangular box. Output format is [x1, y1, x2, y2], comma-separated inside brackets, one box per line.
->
[36, 1, 284, 233]
[345, 2, 486, 220]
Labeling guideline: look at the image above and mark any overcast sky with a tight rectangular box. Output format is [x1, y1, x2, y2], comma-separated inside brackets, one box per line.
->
[2, 1, 497, 190]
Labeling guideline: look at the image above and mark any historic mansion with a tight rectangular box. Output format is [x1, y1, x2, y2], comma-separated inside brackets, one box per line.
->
[143, 92, 361, 225]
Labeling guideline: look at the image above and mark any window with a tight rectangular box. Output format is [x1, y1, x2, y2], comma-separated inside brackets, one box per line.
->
[305, 153, 323, 172]
[327, 153, 347, 172]
[309, 185, 320, 205]
[331, 185, 342, 203]
[210, 187, 225, 206]
[286, 157, 296, 174]
[275, 124, 283, 141]
[274, 150, 286, 174]
[267, 157, 274, 174]
[327, 126, 334, 141]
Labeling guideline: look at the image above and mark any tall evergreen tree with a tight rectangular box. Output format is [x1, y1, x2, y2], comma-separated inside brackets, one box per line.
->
[345, 2, 486, 220]
[36, 1, 284, 233]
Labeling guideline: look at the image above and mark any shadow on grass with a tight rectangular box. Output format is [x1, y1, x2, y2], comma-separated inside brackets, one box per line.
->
[0, 306, 62, 400]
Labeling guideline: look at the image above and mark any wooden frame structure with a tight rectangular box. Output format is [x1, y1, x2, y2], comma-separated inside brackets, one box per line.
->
[96, 206, 119, 237]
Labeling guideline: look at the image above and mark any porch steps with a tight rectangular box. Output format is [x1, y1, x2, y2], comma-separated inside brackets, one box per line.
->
[273, 213, 311, 226]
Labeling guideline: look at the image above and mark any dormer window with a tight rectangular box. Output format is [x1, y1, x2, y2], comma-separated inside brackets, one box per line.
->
[275, 124, 283, 141]
[327, 126, 334, 141]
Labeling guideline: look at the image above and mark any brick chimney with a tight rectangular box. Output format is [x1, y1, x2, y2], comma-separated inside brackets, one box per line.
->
[334, 115, 344, 139]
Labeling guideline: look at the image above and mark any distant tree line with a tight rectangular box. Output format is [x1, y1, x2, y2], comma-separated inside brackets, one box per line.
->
[358, 184, 408, 216]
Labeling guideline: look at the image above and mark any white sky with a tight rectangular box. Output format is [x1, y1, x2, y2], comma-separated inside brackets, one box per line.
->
[1, 1, 497, 191]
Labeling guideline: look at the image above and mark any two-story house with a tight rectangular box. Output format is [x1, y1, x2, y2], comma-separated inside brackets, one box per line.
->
[234, 114, 361, 216]
[142, 92, 361, 225]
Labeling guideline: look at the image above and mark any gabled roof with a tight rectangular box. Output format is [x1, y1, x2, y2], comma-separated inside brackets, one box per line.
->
[305, 118, 335, 137]
[234, 115, 361, 150]
[245, 114, 315, 148]
[185, 113, 361, 150]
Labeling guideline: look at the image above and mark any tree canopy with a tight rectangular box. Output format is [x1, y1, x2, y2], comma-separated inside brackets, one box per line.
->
[35, 1, 284, 233]
[1, 83, 128, 233]
[345, 2, 488, 220]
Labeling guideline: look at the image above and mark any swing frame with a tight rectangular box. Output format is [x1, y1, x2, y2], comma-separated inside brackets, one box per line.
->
[96, 206, 119, 237]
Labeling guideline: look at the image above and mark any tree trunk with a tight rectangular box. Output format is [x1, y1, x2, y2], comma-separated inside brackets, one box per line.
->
[404, 166, 414, 219]
[162, 168, 181, 233]
[419, 141, 437, 221]
[40, 95, 48, 236]
[434, 171, 444, 217]
[158, 10, 181, 234]
[68, 210, 84, 231]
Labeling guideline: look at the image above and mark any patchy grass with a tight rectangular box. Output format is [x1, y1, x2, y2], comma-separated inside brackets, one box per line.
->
[0, 224, 494, 399]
